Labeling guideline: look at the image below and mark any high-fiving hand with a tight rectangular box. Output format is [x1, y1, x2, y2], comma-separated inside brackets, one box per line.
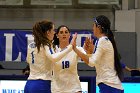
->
[70, 33, 77, 49]
[83, 37, 94, 54]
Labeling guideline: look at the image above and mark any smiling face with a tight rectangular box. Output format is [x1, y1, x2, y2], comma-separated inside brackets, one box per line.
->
[57, 26, 70, 43]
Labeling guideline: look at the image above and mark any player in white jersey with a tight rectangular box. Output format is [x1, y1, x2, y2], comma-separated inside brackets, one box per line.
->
[51, 25, 86, 93]
[24, 20, 76, 93]
[72, 15, 124, 93]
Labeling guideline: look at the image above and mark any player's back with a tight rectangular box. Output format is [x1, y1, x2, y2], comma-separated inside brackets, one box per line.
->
[27, 42, 53, 80]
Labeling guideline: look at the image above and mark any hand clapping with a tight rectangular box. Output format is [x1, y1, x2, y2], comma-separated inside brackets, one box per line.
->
[70, 33, 77, 49]
[83, 37, 94, 54]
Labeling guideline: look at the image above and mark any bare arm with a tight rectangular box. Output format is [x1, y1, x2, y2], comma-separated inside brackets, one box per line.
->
[125, 66, 140, 72]
[125, 66, 132, 72]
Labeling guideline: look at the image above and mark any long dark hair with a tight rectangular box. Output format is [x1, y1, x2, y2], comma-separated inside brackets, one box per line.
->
[94, 15, 123, 81]
[32, 20, 54, 52]
[53, 25, 70, 45]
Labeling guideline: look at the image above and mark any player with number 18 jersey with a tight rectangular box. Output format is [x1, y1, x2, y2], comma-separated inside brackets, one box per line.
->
[51, 46, 85, 93]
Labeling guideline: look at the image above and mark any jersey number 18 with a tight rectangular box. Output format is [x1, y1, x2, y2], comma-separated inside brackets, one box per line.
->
[62, 61, 70, 69]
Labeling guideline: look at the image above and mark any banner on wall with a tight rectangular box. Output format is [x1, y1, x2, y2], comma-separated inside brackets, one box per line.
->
[0, 30, 94, 62]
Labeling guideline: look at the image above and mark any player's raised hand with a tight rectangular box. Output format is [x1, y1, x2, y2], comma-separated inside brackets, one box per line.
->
[70, 33, 77, 49]
[83, 37, 94, 54]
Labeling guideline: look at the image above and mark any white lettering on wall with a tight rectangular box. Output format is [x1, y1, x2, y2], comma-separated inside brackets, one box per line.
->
[4, 34, 15, 61]
[26, 34, 34, 45]
[14, 52, 21, 61]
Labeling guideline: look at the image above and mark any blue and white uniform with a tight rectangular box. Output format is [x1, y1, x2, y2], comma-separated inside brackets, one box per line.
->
[88, 36, 123, 92]
[24, 42, 72, 93]
[51, 46, 85, 93]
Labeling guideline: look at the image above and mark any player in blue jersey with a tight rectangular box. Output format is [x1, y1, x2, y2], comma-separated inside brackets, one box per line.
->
[51, 25, 86, 93]
[24, 20, 76, 93]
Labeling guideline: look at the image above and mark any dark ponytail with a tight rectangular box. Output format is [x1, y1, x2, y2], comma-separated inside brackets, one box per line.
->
[108, 30, 124, 81]
[95, 15, 123, 81]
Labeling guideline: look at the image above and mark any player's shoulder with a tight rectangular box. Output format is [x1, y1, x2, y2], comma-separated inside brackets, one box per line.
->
[100, 36, 109, 41]
[99, 36, 110, 44]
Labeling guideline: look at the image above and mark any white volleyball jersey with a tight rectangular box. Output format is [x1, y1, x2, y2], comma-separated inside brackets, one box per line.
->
[51, 46, 85, 93]
[26, 42, 72, 80]
[88, 36, 123, 90]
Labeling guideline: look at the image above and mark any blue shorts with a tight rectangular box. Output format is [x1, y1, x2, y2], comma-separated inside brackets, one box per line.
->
[98, 83, 124, 93]
[24, 79, 51, 93]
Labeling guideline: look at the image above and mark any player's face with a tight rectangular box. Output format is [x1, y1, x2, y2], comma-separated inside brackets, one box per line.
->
[57, 27, 70, 42]
[92, 23, 100, 38]
[93, 23, 97, 37]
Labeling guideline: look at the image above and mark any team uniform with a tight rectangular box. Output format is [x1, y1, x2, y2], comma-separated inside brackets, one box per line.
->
[51, 46, 85, 93]
[24, 42, 72, 93]
[88, 36, 124, 93]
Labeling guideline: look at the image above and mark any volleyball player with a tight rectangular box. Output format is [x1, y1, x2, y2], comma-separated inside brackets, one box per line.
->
[72, 15, 124, 93]
[24, 20, 76, 93]
[51, 25, 85, 93]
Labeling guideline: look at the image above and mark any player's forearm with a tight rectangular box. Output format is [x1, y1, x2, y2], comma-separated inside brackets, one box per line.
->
[73, 47, 89, 64]
[51, 45, 72, 62]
